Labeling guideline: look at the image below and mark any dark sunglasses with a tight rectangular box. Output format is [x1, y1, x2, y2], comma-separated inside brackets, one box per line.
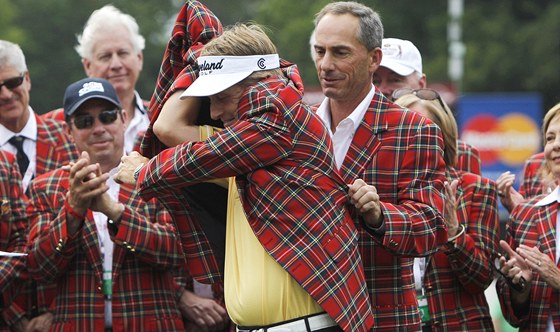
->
[392, 88, 448, 113]
[0, 73, 25, 90]
[72, 109, 120, 129]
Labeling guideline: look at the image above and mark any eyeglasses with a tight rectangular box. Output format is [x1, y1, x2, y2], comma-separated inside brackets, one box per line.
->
[72, 109, 120, 129]
[0, 73, 25, 90]
[392, 88, 448, 113]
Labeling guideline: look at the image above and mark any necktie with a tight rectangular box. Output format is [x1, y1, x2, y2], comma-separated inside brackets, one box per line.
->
[8, 135, 30, 175]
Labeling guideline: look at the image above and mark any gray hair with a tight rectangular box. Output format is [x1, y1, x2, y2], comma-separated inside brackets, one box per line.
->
[75, 5, 145, 59]
[312, 1, 383, 52]
[0, 40, 27, 72]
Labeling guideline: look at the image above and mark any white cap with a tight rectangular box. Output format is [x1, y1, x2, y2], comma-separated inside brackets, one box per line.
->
[180, 54, 280, 98]
[379, 38, 422, 76]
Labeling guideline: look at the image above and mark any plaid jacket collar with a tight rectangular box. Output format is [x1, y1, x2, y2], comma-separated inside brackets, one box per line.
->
[338, 89, 389, 183]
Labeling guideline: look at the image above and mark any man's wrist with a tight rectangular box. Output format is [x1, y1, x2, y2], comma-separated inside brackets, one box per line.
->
[133, 163, 144, 181]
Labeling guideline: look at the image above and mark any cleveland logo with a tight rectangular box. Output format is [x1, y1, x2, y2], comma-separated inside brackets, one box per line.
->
[199, 58, 224, 75]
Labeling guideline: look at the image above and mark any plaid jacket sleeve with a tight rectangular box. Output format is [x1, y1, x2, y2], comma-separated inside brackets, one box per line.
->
[440, 171, 498, 291]
[519, 152, 546, 198]
[348, 100, 448, 257]
[141, 0, 222, 158]
[0, 151, 28, 326]
[456, 140, 482, 175]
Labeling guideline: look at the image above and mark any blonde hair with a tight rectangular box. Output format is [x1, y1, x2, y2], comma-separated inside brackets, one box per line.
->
[395, 94, 458, 167]
[539, 102, 560, 184]
[201, 23, 283, 83]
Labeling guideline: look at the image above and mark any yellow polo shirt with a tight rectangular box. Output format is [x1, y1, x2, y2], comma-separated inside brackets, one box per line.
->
[224, 178, 323, 326]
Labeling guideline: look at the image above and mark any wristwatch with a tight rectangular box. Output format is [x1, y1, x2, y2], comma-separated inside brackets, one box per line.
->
[133, 163, 144, 181]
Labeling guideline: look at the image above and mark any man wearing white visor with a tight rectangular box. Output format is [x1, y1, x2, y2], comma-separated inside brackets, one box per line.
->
[117, 23, 373, 332]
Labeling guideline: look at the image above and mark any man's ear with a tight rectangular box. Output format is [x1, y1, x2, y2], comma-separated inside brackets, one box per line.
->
[63, 121, 74, 143]
[369, 47, 383, 74]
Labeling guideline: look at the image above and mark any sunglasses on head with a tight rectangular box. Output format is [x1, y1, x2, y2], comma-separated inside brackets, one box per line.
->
[72, 109, 120, 129]
[392, 88, 448, 113]
[0, 73, 25, 90]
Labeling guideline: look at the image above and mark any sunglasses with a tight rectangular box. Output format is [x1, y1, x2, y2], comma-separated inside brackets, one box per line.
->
[72, 109, 120, 129]
[392, 88, 448, 113]
[0, 73, 25, 90]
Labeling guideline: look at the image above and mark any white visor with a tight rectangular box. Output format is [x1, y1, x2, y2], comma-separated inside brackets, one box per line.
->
[180, 54, 280, 98]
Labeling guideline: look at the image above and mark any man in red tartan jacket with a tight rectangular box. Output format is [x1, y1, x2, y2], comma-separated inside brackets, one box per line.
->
[0, 39, 79, 331]
[118, 23, 374, 331]
[26, 77, 227, 331]
[310, 2, 448, 330]
[0, 151, 28, 332]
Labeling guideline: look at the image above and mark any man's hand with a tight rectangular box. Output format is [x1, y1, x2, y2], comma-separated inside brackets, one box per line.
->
[25, 312, 53, 332]
[10, 317, 29, 332]
[66, 151, 109, 235]
[114, 151, 150, 185]
[348, 179, 383, 228]
[179, 289, 229, 332]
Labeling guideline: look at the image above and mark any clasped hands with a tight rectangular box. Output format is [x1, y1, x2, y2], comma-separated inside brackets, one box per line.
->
[63, 151, 123, 234]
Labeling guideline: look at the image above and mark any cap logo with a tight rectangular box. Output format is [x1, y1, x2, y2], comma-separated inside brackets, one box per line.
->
[382, 44, 402, 59]
[257, 58, 266, 69]
[78, 82, 105, 96]
[199, 58, 225, 76]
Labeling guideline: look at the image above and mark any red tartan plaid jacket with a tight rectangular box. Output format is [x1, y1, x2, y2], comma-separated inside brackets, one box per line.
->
[519, 152, 546, 198]
[34, 113, 79, 176]
[423, 168, 499, 331]
[26, 168, 186, 331]
[0, 151, 28, 331]
[456, 139, 481, 176]
[2, 113, 79, 326]
[136, 64, 374, 331]
[328, 91, 448, 330]
[137, 0, 225, 289]
[497, 195, 560, 331]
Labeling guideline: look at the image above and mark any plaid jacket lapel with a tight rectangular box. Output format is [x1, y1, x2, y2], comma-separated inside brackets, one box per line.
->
[339, 93, 387, 184]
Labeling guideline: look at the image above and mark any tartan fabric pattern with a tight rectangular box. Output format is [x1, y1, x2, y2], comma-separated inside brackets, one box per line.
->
[519, 152, 546, 198]
[34, 114, 79, 175]
[2, 114, 79, 326]
[456, 140, 481, 176]
[136, 63, 374, 331]
[423, 168, 498, 331]
[334, 91, 448, 330]
[0, 151, 28, 331]
[140, 0, 222, 158]
[26, 168, 186, 331]
[135, 0, 224, 287]
[497, 197, 560, 331]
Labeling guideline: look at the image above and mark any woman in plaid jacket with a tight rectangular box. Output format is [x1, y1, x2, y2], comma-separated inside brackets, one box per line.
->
[396, 90, 499, 331]
[497, 103, 560, 331]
